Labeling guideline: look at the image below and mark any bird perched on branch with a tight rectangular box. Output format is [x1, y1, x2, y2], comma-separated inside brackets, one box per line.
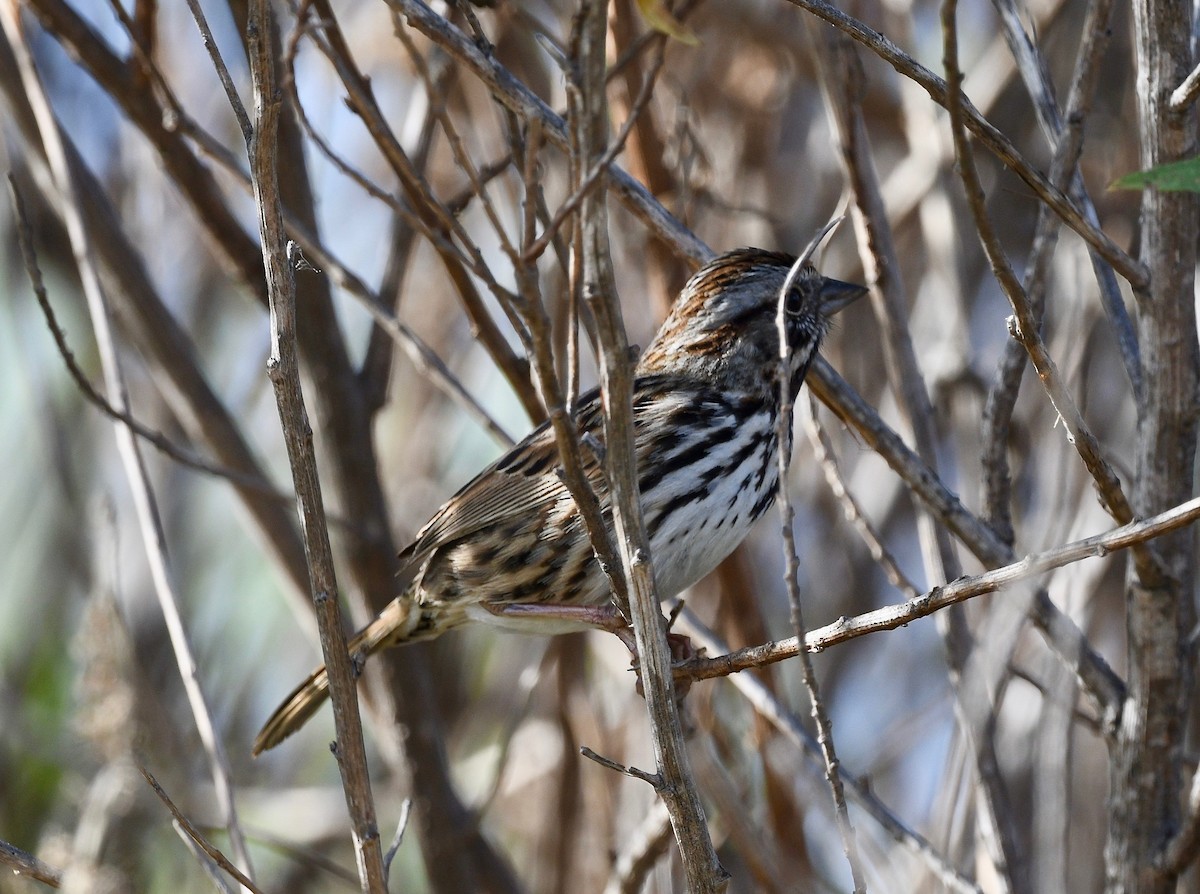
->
[253, 246, 865, 755]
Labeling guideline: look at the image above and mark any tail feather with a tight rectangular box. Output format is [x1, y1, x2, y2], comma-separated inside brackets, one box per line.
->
[252, 598, 429, 756]
[252, 664, 332, 756]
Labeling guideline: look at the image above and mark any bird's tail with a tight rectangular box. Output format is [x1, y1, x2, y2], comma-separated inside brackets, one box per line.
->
[252, 598, 439, 756]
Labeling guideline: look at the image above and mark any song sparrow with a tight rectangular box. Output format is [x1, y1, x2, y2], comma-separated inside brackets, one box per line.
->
[253, 248, 865, 754]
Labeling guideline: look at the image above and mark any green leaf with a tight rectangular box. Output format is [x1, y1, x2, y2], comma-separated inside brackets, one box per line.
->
[1110, 156, 1200, 192]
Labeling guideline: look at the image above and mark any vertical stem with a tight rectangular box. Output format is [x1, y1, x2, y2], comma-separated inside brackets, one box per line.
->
[775, 253, 866, 892]
[1106, 1, 1199, 890]
[245, 2, 385, 890]
[569, 2, 726, 890]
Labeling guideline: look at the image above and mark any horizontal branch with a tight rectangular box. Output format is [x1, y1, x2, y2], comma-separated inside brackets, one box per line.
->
[677, 495, 1200, 683]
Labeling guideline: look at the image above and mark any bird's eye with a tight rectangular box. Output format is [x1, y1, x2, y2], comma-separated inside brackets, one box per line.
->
[785, 286, 805, 317]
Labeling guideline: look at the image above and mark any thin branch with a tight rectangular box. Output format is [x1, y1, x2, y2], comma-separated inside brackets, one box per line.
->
[386, 0, 714, 266]
[512, 121, 624, 613]
[298, 0, 546, 426]
[0, 2, 320, 618]
[569, 3, 725, 889]
[524, 36, 668, 263]
[580, 746, 661, 786]
[1169, 59, 1200, 112]
[675, 493, 1200, 684]
[942, 0, 1155, 589]
[781, 0, 1145, 290]
[172, 821, 237, 894]
[245, 1, 385, 890]
[981, 0, 1125, 543]
[814, 22, 1020, 887]
[1, 5, 255, 877]
[804, 396, 922, 600]
[774, 244, 865, 892]
[677, 609, 984, 894]
[389, 0, 1142, 286]
[7, 182, 294, 498]
[382, 799, 413, 883]
[151, 108, 518, 446]
[988, 0, 1136, 401]
[810, 360, 1126, 721]
[281, 218, 517, 445]
[138, 766, 265, 894]
[392, 18, 519, 264]
[181, 0, 252, 142]
[603, 800, 674, 894]
[0, 838, 62, 888]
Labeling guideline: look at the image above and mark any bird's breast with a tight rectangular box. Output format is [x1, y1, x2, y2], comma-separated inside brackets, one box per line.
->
[637, 404, 779, 598]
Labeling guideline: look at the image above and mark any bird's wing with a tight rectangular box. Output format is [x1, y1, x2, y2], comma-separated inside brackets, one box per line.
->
[397, 389, 606, 570]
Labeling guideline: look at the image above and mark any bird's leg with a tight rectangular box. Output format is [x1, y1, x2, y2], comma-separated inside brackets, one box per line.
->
[482, 603, 697, 700]
[481, 602, 635, 645]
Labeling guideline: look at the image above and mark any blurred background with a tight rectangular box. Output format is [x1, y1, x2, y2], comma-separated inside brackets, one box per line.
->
[0, 0, 1169, 891]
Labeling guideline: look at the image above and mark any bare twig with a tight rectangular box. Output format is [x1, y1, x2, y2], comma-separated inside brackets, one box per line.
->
[942, 0, 1152, 588]
[382, 799, 413, 883]
[0, 11, 317, 615]
[676, 494, 1200, 684]
[138, 766, 265, 894]
[7, 183, 294, 499]
[1168, 59, 1200, 113]
[782, 0, 1145, 290]
[580, 746, 661, 786]
[677, 609, 984, 894]
[804, 396, 921, 600]
[0, 838, 63, 888]
[981, 0, 1125, 543]
[810, 361, 1126, 721]
[386, 0, 714, 266]
[181, 0, 251, 142]
[512, 121, 624, 607]
[1, 5, 255, 878]
[296, 0, 546, 426]
[245, 1, 385, 890]
[173, 821, 238, 894]
[774, 233, 865, 891]
[569, 3, 725, 889]
[989, 0, 1138, 395]
[814, 23, 1020, 887]
[603, 800, 674, 894]
[524, 36, 668, 263]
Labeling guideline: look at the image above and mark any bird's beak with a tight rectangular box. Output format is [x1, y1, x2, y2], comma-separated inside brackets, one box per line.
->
[820, 278, 869, 315]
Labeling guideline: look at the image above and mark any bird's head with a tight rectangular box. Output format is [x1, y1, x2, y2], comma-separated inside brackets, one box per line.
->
[637, 248, 866, 396]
